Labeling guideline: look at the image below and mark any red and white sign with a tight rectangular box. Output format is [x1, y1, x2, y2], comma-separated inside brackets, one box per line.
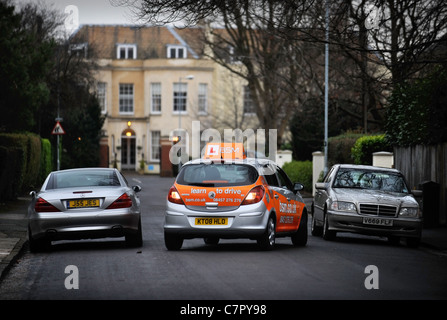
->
[51, 121, 66, 135]
[204, 143, 245, 160]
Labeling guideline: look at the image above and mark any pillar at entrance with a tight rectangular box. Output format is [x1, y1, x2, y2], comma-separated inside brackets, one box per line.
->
[160, 136, 173, 177]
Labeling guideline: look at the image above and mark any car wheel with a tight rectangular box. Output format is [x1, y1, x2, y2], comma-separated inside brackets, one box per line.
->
[258, 215, 276, 250]
[292, 210, 308, 246]
[406, 237, 421, 248]
[28, 227, 50, 253]
[387, 236, 400, 245]
[164, 232, 184, 250]
[322, 211, 336, 241]
[311, 212, 323, 237]
[204, 237, 219, 245]
[125, 218, 143, 247]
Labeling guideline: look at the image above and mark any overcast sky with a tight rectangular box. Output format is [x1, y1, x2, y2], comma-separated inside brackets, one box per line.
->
[16, 0, 139, 25]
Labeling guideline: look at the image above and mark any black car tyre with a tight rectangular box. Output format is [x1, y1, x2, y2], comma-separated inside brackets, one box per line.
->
[28, 227, 50, 253]
[292, 210, 308, 246]
[125, 218, 143, 247]
[164, 232, 184, 250]
[311, 213, 323, 236]
[258, 215, 276, 251]
[322, 211, 336, 240]
[406, 237, 421, 248]
[204, 237, 219, 245]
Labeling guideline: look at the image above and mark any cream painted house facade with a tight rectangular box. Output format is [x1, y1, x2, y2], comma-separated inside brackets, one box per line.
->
[71, 25, 259, 172]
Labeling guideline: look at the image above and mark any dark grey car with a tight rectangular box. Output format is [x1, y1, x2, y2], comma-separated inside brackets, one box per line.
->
[312, 164, 422, 247]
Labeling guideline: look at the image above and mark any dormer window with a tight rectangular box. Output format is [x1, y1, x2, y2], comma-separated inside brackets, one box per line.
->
[167, 45, 187, 59]
[117, 44, 137, 59]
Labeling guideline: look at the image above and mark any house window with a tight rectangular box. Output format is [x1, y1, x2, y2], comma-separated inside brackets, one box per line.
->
[198, 83, 208, 114]
[119, 83, 134, 114]
[97, 82, 107, 114]
[151, 82, 162, 114]
[69, 43, 88, 58]
[173, 82, 187, 113]
[243, 85, 255, 114]
[151, 131, 161, 161]
[167, 45, 187, 59]
[117, 44, 137, 59]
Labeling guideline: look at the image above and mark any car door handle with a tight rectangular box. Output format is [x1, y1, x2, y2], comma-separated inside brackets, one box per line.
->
[274, 195, 279, 199]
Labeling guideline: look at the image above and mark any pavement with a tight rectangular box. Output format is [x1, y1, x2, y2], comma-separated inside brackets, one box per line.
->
[1, 196, 447, 282]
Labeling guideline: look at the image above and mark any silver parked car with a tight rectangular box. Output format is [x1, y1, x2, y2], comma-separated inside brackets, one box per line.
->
[28, 168, 142, 252]
[312, 164, 422, 247]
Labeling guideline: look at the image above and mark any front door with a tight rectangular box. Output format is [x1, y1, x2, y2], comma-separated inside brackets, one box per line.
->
[121, 136, 136, 170]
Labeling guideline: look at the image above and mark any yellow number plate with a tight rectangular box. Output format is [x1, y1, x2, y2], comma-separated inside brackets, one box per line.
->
[195, 217, 228, 226]
[67, 199, 100, 208]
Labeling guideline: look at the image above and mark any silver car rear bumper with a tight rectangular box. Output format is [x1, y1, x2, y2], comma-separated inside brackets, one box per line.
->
[29, 209, 140, 240]
[164, 202, 270, 239]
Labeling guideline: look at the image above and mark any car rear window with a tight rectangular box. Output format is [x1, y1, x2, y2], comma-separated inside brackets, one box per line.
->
[46, 170, 121, 190]
[177, 163, 259, 187]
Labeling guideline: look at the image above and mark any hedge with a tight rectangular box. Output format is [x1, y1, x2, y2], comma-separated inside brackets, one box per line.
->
[39, 138, 52, 185]
[282, 160, 312, 193]
[0, 133, 51, 201]
[0, 146, 22, 201]
[351, 134, 392, 165]
[328, 132, 364, 166]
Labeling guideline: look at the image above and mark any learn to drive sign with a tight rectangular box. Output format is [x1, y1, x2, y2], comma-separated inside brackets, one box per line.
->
[204, 143, 245, 160]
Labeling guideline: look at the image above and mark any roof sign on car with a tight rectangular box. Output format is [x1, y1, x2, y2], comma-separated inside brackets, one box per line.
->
[204, 143, 246, 160]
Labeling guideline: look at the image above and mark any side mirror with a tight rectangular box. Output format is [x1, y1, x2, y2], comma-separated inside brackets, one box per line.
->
[29, 191, 37, 198]
[411, 189, 422, 197]
[293, 183, 304, 192]
[315, 182, 327, 190]
[132, 185, 142, 193]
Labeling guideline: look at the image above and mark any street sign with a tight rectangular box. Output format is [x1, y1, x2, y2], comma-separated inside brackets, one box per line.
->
[52, 121, 66, 135]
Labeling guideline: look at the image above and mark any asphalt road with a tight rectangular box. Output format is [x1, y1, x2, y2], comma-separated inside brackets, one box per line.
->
[1, 173, 447, 304]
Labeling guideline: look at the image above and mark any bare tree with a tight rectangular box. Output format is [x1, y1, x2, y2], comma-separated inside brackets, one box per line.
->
[112, 0, 317, 147]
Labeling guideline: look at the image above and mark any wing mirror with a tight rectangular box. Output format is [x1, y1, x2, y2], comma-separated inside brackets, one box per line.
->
[293, 182, 304, 193]
[132, 185, 142, 193]
[315, 182, 328, 190]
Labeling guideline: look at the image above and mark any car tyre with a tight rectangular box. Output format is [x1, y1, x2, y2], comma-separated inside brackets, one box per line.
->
[28, 227, 50, 253]
[387, 236, 400, 245]
[258, 215, 276, 251]
[292, 210, 308, 246]
[406, 237, 421, 248]
[204, 237, 219, 245]
[125, 218, 143, 247]
[311, 213, 323, 237]
[322, 211, 336, 241]
[164, 232, 184, 250]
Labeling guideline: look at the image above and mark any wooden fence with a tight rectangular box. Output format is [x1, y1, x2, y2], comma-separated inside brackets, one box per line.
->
[394, 143, 447, 226]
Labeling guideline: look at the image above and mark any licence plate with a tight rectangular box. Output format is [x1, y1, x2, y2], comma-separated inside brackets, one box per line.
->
[363, 217, 393, 226]
[67, 199, 100, 208]
[195, 217, 228, 226]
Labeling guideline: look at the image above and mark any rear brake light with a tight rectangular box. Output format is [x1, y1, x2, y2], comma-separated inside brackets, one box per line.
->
[107, 193, 132, 209]
[241, 185, 265, 205]
[35, 198, 60, 212]
[168, 185, 184, 205]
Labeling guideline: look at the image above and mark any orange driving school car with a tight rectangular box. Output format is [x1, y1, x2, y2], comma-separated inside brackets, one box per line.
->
[164, 143, 308, 250]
